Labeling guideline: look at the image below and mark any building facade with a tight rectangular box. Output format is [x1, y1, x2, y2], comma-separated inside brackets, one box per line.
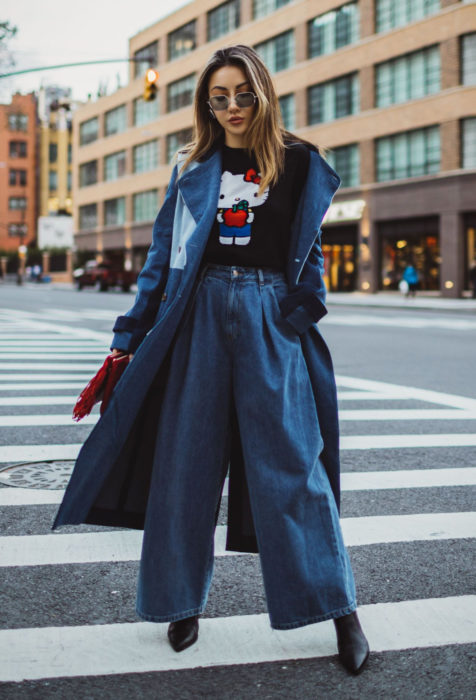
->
[0, 92, 38, 253]
[73, 0, 476, 296]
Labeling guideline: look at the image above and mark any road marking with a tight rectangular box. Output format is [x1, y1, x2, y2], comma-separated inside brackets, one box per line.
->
[0, 414, 96, 427]
[0, 353, 105, 360]
[336, 376, 476, 411]
[1, 512, 473, 567]
[0, 363, 100, 371]
[0, 444, 82, 464]
[341, 434, 476, 449]
[0, 383, 87, 391]
[0, 596, 474, 682]
[0, 311, 111, 343]
[0, 340, 106, 346]
[339, 409, 476, 421]
[323, 313, 476, 330]
[0, 374, 92, 382]
[0, 396, 80, 406]
[1, 468, 474, 507]
[338, 391, 414, 401]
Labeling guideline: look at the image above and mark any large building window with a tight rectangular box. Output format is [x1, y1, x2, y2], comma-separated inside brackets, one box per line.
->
[462, 33, 476, 85]
[278, 94, 295, 131]
[253, 0, 291, 20]
[167, 128, 193, 163]
[308, 73, 359, 124]
[79, 117, 99, 145]
[133, 190, 158, 222]
[207, 0, 240, 42]
[49, 170, 58, 190]
[168, 20, 196, 61]
[9, 197, 27, 210]
[8, 113, 28, 131]
[308, 2, 359, 58]
[8, 223, 28, 238]
[133, 41, 158, 78]
[49, 143, 58, 162]
[326, 144, 359, 188]
[167, 74, 195, 112]
[9, 140, 27, 158]
[105, 197, 126, 226]
[462, 118, 476, 169]
[105, 105, 127, 136]
[79, 203, 97, 229]
[376, 0, 440, 34]
[376, 126, 440, 181]
[9, 169, 27, 186]
[133, 96, 159, 126]
[133, 140, 158, 173]
[104, 151, 126, 181]
[376, 45, 440, 107]
[79, 160, 98, 187]
[255, 31, 294, 73]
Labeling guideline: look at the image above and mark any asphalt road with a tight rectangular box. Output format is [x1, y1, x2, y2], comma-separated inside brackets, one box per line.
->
[0, 283, 475, 698]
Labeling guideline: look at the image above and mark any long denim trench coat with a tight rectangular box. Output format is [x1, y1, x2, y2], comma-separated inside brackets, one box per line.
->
[53, 140, 342, 554]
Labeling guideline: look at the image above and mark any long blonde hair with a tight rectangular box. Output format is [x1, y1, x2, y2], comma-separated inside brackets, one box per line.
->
[177, 45, 292, 196]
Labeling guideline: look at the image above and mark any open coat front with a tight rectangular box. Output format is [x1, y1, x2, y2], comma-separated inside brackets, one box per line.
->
[53, 142, 342, 554]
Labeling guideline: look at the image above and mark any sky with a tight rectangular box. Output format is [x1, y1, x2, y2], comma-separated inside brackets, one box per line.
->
[1, 0, 190, 104]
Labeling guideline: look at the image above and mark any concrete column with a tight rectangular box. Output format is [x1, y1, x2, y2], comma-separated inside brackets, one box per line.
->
[359, 0, 375, 39]
[241, 0, 253, 26]
[159, 36, 167, 65]
[294, 22, 307, 65]
[360, 139, 375, 185]
[360, 65, 374, 112]
[440, 37, 460, 91]
[440, 211, 464, 297]
[294, 88, 307, 130]
[358, 198, 378, 293]
[440, 120, 460, 171]
[196, 14, 207, 47]
[42, 251, 50, 275]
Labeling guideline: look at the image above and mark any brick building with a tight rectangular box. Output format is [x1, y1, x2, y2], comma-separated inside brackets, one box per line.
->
[73, 0, 476, 296]
[0, 92, 38, 253]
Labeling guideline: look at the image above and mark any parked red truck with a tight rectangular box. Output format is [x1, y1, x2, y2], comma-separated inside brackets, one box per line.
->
[73, 260, 136, 292]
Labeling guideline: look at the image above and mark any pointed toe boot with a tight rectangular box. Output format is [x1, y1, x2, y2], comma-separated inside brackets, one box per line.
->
[334, 611, 370, 675]
[167, 615, 199, 652]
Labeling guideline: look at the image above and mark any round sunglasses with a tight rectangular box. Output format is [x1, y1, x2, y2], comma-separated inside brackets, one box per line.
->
[207, 92, 257, 111]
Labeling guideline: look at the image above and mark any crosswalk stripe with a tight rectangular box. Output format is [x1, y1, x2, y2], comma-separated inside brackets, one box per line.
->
[0, 383, 86, 391]
[0, 396, 81, 405]
[0, 353, 105, 359]
[0, 596, 474, 682]
[1, 468, 474, 507]
[0, 468, 475, 506]
[0, 374, 92, 382]
[339, 409, 476, 420]
[0, 363, 100, 371]
[0, 444, 82, 463]
[323, 313, 476, 330]
[341, 434, 476, 449]
[0, 341, 106, 346]
[1, 512, 474, 567]
[0, 414, 96, 427]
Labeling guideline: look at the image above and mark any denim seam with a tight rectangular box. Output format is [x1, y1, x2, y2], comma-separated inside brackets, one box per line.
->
[270, 600, 357, 630]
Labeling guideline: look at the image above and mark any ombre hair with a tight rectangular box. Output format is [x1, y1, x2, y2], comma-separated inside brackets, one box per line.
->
[176, 44, 315, 196]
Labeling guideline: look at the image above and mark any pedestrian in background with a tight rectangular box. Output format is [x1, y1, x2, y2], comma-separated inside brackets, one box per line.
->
[402, 263, 419, 297]
[53, 44, 369, 675]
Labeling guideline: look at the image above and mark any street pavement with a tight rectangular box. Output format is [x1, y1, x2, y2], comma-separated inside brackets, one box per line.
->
[0, 284, 475, 698]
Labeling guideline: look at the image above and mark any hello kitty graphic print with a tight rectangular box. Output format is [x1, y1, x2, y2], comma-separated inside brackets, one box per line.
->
[216, 168, 269, 246]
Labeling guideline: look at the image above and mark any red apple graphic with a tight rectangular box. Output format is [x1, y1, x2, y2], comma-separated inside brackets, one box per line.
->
[223, 202, 248, 227]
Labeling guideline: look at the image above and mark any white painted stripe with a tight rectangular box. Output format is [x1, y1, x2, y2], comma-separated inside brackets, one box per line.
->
[341, 434, 476, 449]
[1, 468, 475, 507]
[0, 312, 111, 343]
[323, 313, 476, 330]
[0, 383, 86, 391]
[0, 353, 105, 359]
[0, 414, 96, 427]
[0, 341, 106, 347]
[1, 513, 473, 568]
[0, 374, 92, 381]
[0, 363, 99, 370]
[338, 391, 408, 401]
[340, 467, 476, 490]
[0, 396, 79, 406]
[336, 376, 476, 411]
[339, 409, 476, 421]
[0, 596, 474, 682]
[0, 444, 81, 464]
[0, 335, 96, 341]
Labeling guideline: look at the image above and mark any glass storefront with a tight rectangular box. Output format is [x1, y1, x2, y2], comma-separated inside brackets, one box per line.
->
[321, 225, 357, 291]
[379, 218, 440, 291]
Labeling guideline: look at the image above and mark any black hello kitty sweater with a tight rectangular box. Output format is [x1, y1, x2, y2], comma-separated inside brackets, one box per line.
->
[202, 141, 311, 270]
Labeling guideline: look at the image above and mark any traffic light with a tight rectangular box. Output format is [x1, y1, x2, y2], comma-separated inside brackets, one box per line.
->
[144, 69, 159, 102]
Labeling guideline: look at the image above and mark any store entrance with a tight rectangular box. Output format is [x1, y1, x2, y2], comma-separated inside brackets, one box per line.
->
[379, 218, 440, 291]
[321, 225, 357, 292]
[464, 214, 476, 296]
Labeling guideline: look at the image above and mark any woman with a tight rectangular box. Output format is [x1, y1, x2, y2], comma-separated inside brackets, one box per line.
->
[53, 45, 369, 675]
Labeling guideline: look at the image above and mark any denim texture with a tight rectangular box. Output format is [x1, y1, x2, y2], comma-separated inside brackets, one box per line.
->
[136, 263, 356, 630]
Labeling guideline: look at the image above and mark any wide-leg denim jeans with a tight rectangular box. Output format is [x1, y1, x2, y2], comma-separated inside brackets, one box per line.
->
[136, 263, 357, 630]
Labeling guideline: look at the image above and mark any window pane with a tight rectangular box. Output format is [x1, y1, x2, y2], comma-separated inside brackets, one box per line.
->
[49, 143, 58, 163]
[308, 3, 359, 59]
[168, 20, 196, 61]
[79, 117, 98, 145]
[105, 105, 127, 136]
[105, 197, 126, 226]
[133, 140, 159, 173]
[308, 73, 358, 124]
[79, 203, 97, 229]
[462, 117, 476, 169]
[49, 170, 58, 190]
[167, 128, 193, 163]
[326, 144, 360, 187]
[79, 160, 98, 187]
[133, 190, 158, 222]
[462, 34, 476, 86]
[278, 94, 295, 130]
[207, 0, 240, 42]
[376, 126, 440, 181]
[376, 0, 439, 33]
[104, 151, 127, 180]
[167, 74, 195, 112]
[133, 96, 159, 126]
[376, 45, 440, 107]
[133, 41, 158, 78]
[255, 31, 294, 74]
[253, 0, 290, 19]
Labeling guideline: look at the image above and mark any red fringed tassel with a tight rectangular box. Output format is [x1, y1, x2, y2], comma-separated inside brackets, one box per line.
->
[72, 356, 111, 422]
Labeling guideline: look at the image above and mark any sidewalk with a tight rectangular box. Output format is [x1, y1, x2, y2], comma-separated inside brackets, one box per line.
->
[326, 291, 476, 313]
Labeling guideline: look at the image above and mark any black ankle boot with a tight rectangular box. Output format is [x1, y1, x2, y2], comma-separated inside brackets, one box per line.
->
[167, 615, 199, 652]
[333, 611, 370, 674]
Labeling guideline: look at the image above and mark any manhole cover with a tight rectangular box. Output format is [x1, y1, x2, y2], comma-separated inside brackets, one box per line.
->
[0, 461, 74, 489]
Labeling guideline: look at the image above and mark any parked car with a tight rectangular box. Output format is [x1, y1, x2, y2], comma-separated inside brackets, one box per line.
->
[73, 260, 136, 292]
